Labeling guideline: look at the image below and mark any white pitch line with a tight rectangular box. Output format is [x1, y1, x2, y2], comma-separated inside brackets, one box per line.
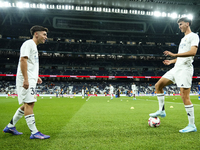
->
[86, 96, 91, 101]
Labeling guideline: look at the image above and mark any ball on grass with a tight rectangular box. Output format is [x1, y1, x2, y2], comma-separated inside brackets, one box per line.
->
[148, 117, 160, 127]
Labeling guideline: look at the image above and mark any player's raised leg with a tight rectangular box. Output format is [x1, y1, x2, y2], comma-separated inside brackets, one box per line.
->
[149, 77, 172, 118]
[179, 88, 197, 133]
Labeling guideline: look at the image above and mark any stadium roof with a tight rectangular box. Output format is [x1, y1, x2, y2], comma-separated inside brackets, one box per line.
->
[0, 0, 200, 35]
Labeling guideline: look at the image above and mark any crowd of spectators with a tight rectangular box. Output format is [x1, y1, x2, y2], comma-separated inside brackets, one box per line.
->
[0, 80, 199, 96]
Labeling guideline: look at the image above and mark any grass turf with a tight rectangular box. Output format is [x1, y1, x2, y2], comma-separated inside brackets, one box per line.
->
[1, 95, 200, 150]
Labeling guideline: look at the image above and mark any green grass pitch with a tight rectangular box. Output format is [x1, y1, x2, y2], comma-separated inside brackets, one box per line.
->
[1, 95, 200, 150]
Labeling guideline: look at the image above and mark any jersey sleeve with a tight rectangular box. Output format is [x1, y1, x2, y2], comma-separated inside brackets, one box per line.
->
[20, 41, 31, 58]
[191, 34, 199, 47]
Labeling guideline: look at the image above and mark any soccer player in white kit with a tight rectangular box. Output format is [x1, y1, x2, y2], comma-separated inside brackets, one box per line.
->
[82, 87, 85, 99]
[132, 83, 137, 100]
[3, 26, 50, 139]
[149, 17, 199, 133]
[109, 84, 114, 99]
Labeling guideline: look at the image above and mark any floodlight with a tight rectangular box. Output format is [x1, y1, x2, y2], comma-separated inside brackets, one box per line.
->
[97, 7, 101, 11]
[181, 14, 186, 17]
[0, 1, 194, 19]
[61, 5, 65, 10]
[57, 5, 61, 9]
[67, 5, 70, 10]
[0, 1, 3, 7]
[1, 1, 11, 7]
[16, 2, 23, 8]
[141, 11, 145, 15]
[49, 4, 54, 9]
[40, 4, 46, 9]
[154, 11, 161, 17]
[135, 10, 137, 14]
[76, 6, 80, 10]
[161, 12, 166, 17]
[24, 3, 29, 8]
[146, 11, 151, 15]
[171, 13, 178, 19]
[187, 14, 193, 20]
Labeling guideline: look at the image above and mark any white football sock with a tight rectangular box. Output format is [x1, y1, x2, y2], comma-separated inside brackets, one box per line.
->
[8, 108, 24, 128]
[185, 104, 195, 125]
[25, 114, 38, 134]
[157, 93, 165, 111]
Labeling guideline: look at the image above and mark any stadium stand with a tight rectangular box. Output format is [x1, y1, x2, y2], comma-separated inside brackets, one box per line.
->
[0, 2, 200, 96]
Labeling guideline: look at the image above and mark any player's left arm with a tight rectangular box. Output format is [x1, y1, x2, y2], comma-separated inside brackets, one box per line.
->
[37, 77, 42, 84]
[164, 46, 198, 57]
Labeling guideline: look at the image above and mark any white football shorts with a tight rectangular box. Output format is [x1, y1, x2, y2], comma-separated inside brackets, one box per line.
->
[17, 85, 37, 105]
[162, 67, 193, 88]
[132, 90, 136, 94]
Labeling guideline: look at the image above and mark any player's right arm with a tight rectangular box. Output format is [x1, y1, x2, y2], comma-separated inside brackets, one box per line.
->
[163, 58, 177, 65]
[20, 56, 29, 89]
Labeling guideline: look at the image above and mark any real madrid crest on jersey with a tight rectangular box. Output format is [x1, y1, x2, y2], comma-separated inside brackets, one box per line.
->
[185, 38, 187, 42]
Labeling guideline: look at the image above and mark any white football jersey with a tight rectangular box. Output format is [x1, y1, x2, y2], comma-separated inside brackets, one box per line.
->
[110, 86, 114, 92]
[132, 84, 136, 90]
[175, 32, 199, 68]
[16, 39, 39, 86]
[82, 89, 84, 95]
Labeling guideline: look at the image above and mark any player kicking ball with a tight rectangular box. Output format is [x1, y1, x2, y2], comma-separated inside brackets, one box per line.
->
[3, 26, 50, 139]
[149, 17, 199, 133]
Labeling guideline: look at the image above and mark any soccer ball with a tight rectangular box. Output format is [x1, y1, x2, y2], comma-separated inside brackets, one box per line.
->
[148, 117, 160, 127]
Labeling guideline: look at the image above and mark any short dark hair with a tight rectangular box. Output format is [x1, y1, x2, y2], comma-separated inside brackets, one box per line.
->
[30, 25, 48, 35]
[177, 17, 192, 26]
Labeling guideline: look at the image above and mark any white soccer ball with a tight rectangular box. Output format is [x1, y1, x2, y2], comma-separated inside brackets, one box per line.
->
[148, 117, 160, 127]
